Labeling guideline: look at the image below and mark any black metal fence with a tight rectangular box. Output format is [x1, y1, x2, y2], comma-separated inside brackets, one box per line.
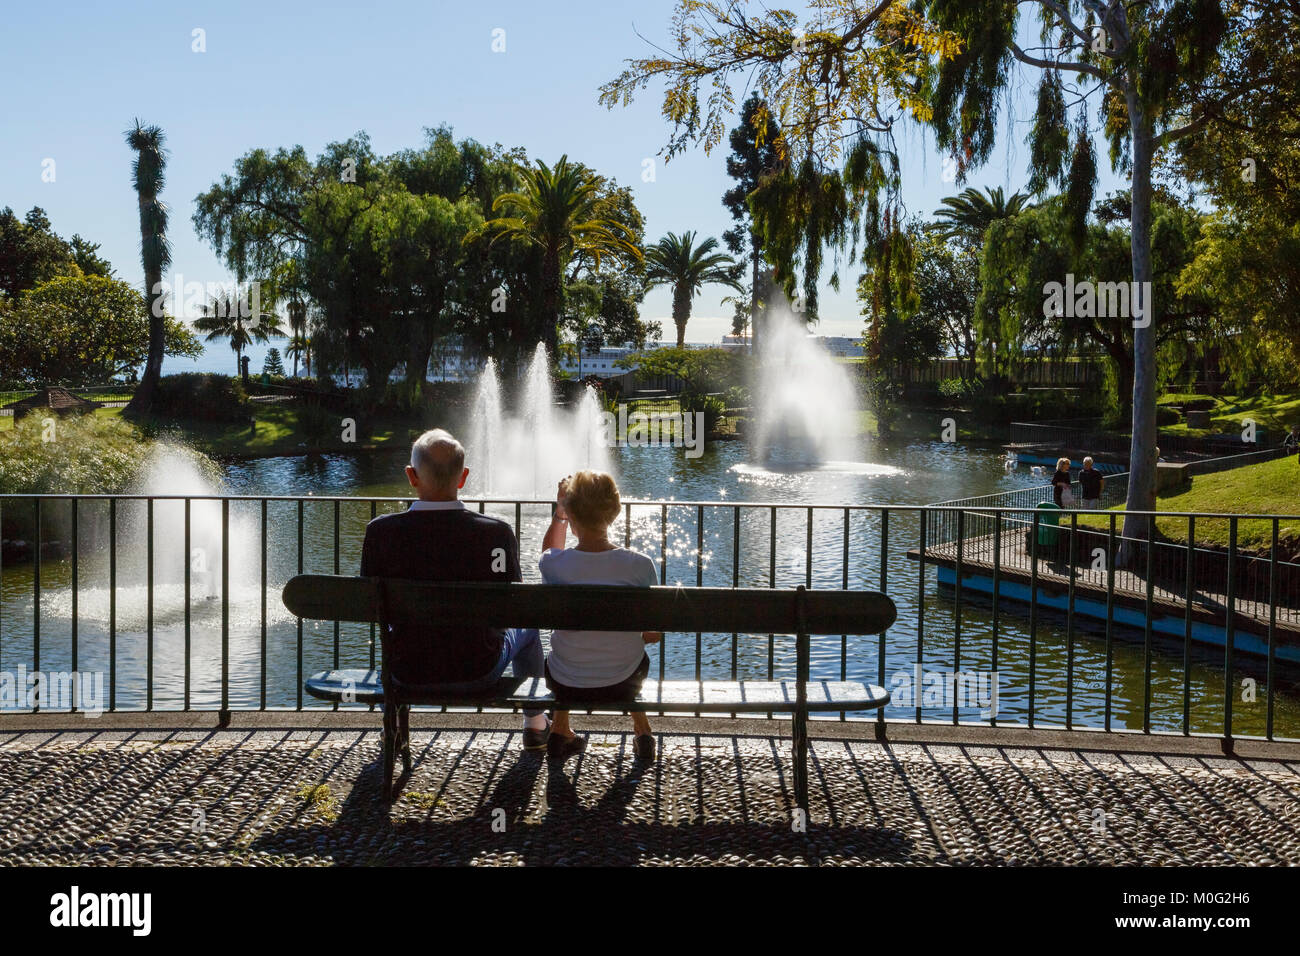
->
[0, 384, 135, 415]
[888, 358, 1102, 387]
[1, 493, 1297, 743]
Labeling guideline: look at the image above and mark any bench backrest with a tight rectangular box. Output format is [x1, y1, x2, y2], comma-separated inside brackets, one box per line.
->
[282, 576, 897, 636]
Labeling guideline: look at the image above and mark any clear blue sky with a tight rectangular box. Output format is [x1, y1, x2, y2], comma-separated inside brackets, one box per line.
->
[1, 0, 1120, 374]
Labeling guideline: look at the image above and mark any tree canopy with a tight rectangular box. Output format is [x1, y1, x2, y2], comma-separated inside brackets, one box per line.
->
[0, 274, 200, 386]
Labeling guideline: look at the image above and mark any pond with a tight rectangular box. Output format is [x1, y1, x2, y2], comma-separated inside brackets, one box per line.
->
[3, 433, 1297, 737]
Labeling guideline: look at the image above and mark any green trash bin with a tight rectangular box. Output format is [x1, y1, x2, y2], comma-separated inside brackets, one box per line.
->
[1035, 501, 1061, 549]
[261, 372, 270, 386]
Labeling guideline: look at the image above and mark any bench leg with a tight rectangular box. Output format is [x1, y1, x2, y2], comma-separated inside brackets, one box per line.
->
[792, 707, 809, 815]
[382, 703, 398, 801]
[399, 704, 412, 773]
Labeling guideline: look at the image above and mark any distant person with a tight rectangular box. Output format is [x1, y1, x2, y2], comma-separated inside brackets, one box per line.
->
[1051, 456, 1073, 507]
[540, 470, 661, 763]
[1079, 456, 1104, 510]
[360, 429, 549, 750]
[1284, 425, 1299, 460]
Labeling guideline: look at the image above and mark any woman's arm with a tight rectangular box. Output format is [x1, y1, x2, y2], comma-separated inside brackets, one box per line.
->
[542, 477, 570, 552]
[542, 516, 568, 551]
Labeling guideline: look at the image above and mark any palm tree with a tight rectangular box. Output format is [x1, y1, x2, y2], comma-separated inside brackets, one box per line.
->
[933, 186, 1030, 244]
[285, 332, 310, 379]
[644, 231, 742, 348]
[193, 288, 285, 382]
[471, 155, 641, 359]
[286, 299, 308, 377]
[123, 120, 171, 415]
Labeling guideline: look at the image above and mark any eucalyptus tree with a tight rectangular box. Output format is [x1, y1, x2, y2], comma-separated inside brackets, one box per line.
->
[601, 0, 1269, 551]
[644, 231, 742, 347]
[123, 120, 171, 414]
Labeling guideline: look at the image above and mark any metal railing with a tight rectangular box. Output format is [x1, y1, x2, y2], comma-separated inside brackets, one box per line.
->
[0, 384, 135, 414]
[1, 493, 1297, 742]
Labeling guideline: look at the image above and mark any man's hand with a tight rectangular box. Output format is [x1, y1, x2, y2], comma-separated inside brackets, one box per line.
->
[641, 631, 663, 644]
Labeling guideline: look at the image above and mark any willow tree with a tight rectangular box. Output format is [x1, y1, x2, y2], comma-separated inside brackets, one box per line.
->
[123, 120, 171, 414]
[602, 0, 1262, 552]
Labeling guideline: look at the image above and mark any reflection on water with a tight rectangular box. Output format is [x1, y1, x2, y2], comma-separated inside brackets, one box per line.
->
[3, 433, 1298, 737]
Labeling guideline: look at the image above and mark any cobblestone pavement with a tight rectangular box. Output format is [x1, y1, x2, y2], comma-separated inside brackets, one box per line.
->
[2, 728, 1298, 866]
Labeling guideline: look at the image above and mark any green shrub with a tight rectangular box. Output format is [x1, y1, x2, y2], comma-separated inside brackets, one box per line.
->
[297, 401, 336, 446]
[0, 414, 143, 496]
[680, 392, 727, 432]
[1155, 405, 1182, 426]
[152, 373, 251, 424]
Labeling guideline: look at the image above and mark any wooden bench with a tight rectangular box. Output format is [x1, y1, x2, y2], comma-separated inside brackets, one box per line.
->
[282, 577, 895, 808]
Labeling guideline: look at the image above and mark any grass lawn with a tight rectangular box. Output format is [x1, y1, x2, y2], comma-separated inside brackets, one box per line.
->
[1078, 454, 1300, 550]
[1158, 391, 1300, 438]
[1, 403, 418, 456]
[171, 403, 416, 458]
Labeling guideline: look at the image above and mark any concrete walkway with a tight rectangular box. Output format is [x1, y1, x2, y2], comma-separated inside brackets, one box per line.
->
[2, 716, 1298, 866]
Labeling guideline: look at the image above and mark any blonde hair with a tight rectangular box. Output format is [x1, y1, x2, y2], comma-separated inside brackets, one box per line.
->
[1083, 456, 1094, 468]
[1057, 457, 1071, 472]
[564, 470, 621, 529]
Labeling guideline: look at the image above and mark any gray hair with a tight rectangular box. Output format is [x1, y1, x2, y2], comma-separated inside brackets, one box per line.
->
[1083, 456, 1094, 468]
[410, 429, 465, 488]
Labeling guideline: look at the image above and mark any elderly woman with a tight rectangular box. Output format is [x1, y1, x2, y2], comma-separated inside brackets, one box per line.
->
[539, 470, 660, 762]
[1051, 456, 1074, 508]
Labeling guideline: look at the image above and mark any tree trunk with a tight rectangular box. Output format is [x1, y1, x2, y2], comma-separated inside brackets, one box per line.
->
[126, 263, 165, 414]
[672, 285, 691, 349]
[749, 235, 763, 355]
[1121, 100, 1158, 563]
[541, 247, 562, 361]
[404, 290, 446, 400]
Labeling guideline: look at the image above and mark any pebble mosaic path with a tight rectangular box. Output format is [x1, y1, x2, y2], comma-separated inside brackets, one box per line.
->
[2, 728, 1298, 866]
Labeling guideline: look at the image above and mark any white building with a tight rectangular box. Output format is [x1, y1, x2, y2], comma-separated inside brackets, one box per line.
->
[558, 345, 640, 379]
[721, 333, 863, 357]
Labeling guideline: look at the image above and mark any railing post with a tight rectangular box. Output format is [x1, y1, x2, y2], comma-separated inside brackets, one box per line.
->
[219, 498, 230, 727]
[1224, 516, 1238, 745]
[793, 585, 810, 817]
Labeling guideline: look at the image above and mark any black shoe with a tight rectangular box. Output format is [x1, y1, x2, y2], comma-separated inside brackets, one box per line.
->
[633, 734, 656, 761]
[522, 720, 551, 751]
[547, 732, 586, 762]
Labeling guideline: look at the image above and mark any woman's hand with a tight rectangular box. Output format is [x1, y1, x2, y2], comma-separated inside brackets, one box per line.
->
[641, 631, 663, 644]
[554, 476, 571, 521]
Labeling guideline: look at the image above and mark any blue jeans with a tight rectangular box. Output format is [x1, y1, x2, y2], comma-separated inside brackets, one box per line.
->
[415, 628, 544, 718]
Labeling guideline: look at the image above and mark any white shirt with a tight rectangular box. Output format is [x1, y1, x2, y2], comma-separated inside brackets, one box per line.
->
[539, 547, 659, 687]
[408, 500, 465, 511]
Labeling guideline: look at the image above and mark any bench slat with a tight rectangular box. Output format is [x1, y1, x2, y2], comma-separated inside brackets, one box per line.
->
[303, 669, 890, 713]
[282, 577, 897, 635]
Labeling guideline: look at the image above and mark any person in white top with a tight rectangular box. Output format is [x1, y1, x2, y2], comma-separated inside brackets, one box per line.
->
[540, 470, 661, 762]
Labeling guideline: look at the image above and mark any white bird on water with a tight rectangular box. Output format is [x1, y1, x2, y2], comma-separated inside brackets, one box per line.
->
[1029, 465, 1046, 477]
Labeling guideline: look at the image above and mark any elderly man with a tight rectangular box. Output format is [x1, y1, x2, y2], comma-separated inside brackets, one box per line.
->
[359, 429, 549, 749]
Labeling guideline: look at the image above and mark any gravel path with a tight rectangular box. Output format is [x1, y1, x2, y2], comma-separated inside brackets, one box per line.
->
[2, 728, 1298, 866]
